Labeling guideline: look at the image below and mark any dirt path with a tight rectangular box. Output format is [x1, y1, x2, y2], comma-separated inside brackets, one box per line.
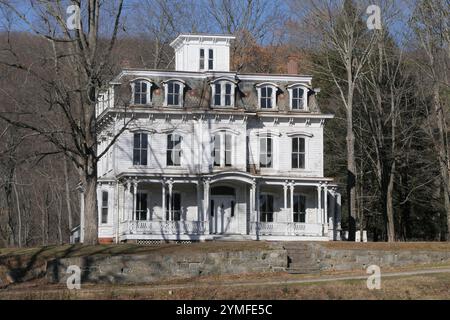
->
[2, 266, 450, 298]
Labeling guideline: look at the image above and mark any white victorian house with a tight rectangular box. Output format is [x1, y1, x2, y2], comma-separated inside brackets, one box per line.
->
[92, 34, 342, 244]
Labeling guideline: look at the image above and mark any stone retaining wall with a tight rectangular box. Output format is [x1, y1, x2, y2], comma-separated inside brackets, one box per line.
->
[306, 243, 450, 271]
[46, 245, 288, 284]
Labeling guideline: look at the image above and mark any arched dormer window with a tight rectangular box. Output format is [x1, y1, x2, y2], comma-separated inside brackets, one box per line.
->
[162, 79, 186, 107]
[131, 79, 152, 105]
[256, 82, 279, 109]
[210, 78, 237, 107]
[287, 84, 309, 111]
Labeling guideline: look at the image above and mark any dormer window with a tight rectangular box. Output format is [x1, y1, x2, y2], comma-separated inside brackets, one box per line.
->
[208, 49, 214, 70]
[256, 83, 278, 109]
[163, 79, 185, 107]
[131, 79, 152, 105]
[200, 49, 205, 70]
[287, 84, 308, 111]
[211, 78, 236, 107]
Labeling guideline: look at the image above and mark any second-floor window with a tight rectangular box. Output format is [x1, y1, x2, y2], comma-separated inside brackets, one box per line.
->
[167, 134, 182, 166]
[293, 194, 306, 223]
[259, 137, 272, 168]
[132, 80, 151, 105]
[133, 133, 148, 166]
[292, 137, 305, 169]
[213, 133, 232, 167]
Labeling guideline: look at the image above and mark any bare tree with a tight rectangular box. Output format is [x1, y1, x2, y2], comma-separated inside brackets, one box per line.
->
[289, 0, 378, 240]
[411, 0, 450, 240]
[0, 0, 129, 244]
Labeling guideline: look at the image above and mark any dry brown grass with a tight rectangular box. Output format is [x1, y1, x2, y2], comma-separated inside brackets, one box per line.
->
[1, 270, 449, 300]
[319, 241, 450, 251]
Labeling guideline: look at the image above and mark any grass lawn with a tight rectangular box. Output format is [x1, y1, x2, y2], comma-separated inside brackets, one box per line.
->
[1, 268, 449, 300]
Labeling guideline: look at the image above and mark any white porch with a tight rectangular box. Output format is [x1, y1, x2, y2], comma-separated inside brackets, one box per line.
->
[99, 173, 342, 242]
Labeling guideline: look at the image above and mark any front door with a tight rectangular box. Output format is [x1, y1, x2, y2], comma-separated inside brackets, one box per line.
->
[211, 196, 236, 234]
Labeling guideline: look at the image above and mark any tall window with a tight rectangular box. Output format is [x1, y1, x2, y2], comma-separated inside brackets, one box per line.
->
[133, 80, 150, 105]
[292, 137, 305, 169]
[293, 195, 306, 223]
[213, 132, 232, 167]
[260, 86, 273, 109]
[213, 134, 221, 166]
[259, 137, 272, 168]
[133, 133, 148, 166]
[101, 191, 108, 224]
[166, 193, 181, 221]
[225, 134, 232, 166]
[213, 82, 234, 107]
[208, 49, 214, 70]
[167, 82, 181, 106]
[214, 83, 221, 106]
[199, 49, 205, 70]
[259, 194, 274, 222]
[167, 134, 182, 166]
[292, 87, 304, 110]
[135, 192, 148, 221]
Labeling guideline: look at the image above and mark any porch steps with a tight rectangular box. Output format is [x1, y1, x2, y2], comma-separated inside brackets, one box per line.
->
[283, 242, 321, 274]
[211, 234, 253, 241]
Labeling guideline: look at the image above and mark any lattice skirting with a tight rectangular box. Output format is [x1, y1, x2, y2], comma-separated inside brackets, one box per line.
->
[136, 239, 197, 245]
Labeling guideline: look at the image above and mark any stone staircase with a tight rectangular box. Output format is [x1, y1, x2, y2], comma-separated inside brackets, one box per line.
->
[283, 242, 321, 274]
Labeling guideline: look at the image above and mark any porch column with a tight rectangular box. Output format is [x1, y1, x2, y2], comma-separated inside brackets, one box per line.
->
[256, 181, 260, 223]
[126, 180, 132, 221]
[329, 187, 336, 239]
[161, 180, 166, 220]
[323, 184, 328, 235]
[77, 184, 85, 243]
[168, 179, 173, 221]
[289, 182, 294, 223]
[197, 181, 202, 221]
[132, 180, 138, 221]
[283, 181, 288, 209]
[317, 184, 322, 224]
[203, 178, 210, 233]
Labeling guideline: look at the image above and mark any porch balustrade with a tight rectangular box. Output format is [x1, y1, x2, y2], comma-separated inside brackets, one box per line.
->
[121, 220, 206, 235]
[250, 221, 323, 236]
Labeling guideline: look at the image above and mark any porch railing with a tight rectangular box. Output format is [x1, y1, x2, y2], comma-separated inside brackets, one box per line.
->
[121, 220, 206, 235]
[250, 222, 323, 236]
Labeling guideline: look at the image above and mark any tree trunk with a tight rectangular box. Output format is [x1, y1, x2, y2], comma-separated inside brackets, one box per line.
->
[386, 162, 396, 242]
[432, 85, 450, 240]
[12, 175, 22, 247]
[82, 172, 98, 245]
[346, 83, 357, 241]
[64, 157, 73, 232]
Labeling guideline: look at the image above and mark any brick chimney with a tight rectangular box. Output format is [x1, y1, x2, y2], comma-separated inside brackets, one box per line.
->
[287, 56, 298, 75]
[121, 59, 131, 69]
